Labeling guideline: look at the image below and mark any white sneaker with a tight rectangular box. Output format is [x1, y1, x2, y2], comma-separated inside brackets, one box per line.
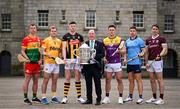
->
[77, 97, 85, 103]
[145, 97, 156, 104]
[118, 97, 123, 104]
[154, 98, 164, 105]
[61, 97, 68, 104]
[102, 97, 110, 104]
[123, 97, 133, 102]
[136, 98, 143, 104]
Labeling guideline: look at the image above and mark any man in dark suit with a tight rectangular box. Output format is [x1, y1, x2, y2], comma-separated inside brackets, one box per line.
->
[82, 29, 105, 105]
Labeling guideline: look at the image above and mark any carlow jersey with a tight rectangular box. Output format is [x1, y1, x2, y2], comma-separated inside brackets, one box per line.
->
[146, 36, 166, 60]
[62, 33, 84, 59]
[125, 36, 145, 65]
[103, 36, 122, 63]
[21, 35, 41, 63]
[42, 37, 62, 64]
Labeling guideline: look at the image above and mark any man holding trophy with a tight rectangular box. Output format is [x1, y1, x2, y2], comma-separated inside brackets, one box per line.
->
[82, 30, 105, 105]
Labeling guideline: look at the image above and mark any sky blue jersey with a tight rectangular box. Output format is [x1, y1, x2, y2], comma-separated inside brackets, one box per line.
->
[125, 36, 145, 65]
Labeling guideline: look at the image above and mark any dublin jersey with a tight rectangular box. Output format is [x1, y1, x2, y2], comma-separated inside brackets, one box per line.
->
[42, 37, 62, 64]
[103, 36, 123, 63]
[125, 36, 145, 65]
[62, 33, 84, 59]
[21, 35, 41, 63]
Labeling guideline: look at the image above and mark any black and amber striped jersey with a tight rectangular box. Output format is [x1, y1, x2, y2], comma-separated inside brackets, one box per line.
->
[62, 32, 84, 59]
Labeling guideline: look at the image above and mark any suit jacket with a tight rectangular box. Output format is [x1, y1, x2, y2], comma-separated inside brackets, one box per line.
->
[84, 40, 105, 71]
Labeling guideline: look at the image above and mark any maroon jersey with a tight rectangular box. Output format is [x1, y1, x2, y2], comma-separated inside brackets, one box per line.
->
[146, 36, 166, 60]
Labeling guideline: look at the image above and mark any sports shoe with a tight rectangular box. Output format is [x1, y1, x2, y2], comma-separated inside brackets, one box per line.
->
[24, 98, 32, 105]
[77, 97, 85, 103]
[41, 97, 49, 105]
[61, 97, 68, 104]
[32, 97, 41, 103]
[145, 97, 156, 104]
[123, 97, 133, 102]
[51, 97, 60, 104]
[136, 98, 143, 104]
[118, 97, 123, 104]
[154, 98, 164, 105]
[102, 97, 110, 104]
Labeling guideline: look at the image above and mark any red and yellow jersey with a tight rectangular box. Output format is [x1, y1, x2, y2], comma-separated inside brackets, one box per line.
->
[42, 36, 62, 64]
[21, 35, 41, 63]
[103, 36, 122, 63]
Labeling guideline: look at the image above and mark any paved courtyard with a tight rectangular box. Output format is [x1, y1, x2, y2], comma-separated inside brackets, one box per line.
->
[0, 77, 179, 109]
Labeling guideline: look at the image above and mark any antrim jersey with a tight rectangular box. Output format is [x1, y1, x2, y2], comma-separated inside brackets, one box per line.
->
[21, 35, 41, 63]
[146, 36, 166, 60]
[103, 36, 123, 63]
[42, 37, 62, 64]
[62, 33, 84, 59]
[126, 36, 145, 65]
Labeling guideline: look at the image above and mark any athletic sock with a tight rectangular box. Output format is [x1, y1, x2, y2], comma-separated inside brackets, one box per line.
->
[64, 82, 70, 97]
[75, 81, 81, 98]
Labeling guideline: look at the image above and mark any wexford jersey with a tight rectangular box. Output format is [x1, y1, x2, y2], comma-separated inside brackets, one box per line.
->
[62, 33, 84, 59]
[125, 36, 145, 65]
[42, 37, 62, 64]
[103, 36, 122, 63]
[21, 35, 41, 63]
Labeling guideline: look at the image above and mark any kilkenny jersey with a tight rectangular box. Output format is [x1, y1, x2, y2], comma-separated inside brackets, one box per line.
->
[62, 33, 84, 59]
[21, 35, 41, 63]
[103, 36, 122, 63]
[42, 37, 62, 64]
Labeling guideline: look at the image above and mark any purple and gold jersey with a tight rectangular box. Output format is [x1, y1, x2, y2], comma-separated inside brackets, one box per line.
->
[103, 36, 123, 63]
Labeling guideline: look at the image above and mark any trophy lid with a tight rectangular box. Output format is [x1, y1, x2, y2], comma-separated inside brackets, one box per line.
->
[79, 43, 90, 48]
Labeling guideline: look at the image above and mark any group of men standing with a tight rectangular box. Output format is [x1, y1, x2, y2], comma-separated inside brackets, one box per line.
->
[20, 22, 167, 106]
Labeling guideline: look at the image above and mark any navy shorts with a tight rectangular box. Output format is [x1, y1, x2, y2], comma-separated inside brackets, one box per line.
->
[127, 65, 141, 73]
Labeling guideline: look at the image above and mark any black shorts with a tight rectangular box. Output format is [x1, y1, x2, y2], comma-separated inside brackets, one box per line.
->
[127, 65, 141, 73]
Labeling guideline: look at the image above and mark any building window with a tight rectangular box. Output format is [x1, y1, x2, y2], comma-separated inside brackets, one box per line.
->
[164, 15, 174, 32]
[61, 10, 66, 21]
[38, 10, 49, 27]
[85, 10, 96, 28]
[133, 11, 144, 28]
[1, 14, 11, 31]
[116, 10, 120, 21]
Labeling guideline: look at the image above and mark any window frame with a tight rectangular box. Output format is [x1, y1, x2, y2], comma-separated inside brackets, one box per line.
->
[164, 15, 175, 33]
[1, 13, 11, 31]
[37, 10, 49, 28]
[85, 10, 96, 29]
[133, 11, 144, 29]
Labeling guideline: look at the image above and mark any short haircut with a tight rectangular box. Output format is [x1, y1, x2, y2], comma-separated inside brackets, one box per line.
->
[151, 24, 159, 29]
[108, 25, 116, 29]
[69, 21, 77, 25]
[129, 26, 137, 30]
[29, 24, 37, 28]
[88, 29, 95, 34]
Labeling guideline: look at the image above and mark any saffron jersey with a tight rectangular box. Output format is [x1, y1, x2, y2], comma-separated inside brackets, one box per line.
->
[42, 37, 62, 64]
[103, 36, 123, 63]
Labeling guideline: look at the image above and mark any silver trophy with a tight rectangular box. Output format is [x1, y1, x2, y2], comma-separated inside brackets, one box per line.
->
[73, 43, 96, 64]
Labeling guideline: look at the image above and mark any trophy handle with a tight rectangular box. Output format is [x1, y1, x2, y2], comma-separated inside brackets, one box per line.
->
[73, 49, 79, 57]
[90, 49, 96, 58]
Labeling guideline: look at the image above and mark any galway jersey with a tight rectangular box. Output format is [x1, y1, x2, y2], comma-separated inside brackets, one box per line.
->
[146, 36, 166, 60]
[42, 37, 62, 64]
[125, 36, 145, 65]
[21, 35, 41, 63]
[62, 33, 84, 59]
[103, 36, 123, 63]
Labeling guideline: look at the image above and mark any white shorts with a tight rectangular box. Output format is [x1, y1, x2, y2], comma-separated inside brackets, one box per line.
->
[147, 60, 163, 73]
[43, 64, 59, 74]
[65, 59, 81, 71]
[104, 63, 122, 72]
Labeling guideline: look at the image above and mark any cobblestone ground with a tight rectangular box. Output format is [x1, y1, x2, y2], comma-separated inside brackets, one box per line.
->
[0, 77, 179, 109]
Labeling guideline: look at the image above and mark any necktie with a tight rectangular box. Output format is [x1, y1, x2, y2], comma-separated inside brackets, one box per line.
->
[90, 40, 94, 49]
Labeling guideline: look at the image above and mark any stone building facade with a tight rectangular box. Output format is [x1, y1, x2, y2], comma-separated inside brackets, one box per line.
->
[0, 0, 179, 77]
